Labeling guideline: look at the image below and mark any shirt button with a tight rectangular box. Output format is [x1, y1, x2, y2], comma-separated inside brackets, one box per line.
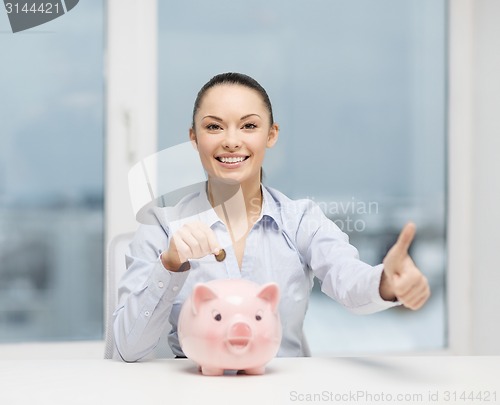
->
[144, 311, 150, 317]
[158, 281, 164, 288]
[172, 285, 179, 292]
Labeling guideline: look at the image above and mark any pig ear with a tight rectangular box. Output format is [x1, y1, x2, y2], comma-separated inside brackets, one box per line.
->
[256, 283, 280, 313]
[192, 284, 218, 315]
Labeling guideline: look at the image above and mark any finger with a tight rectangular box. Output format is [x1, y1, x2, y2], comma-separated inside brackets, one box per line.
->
[184, 222, 221, 256]
[186, 232, 208, 258]
[397, 276, 430, 309]
[412, 288, 431, 309]
[397, 278, 429, 305]
[171, 234, 193, 263]
[393, 265, 427, 293]
[394, 222, 416, 256]
[206, 229, 222, 255]
[401, 287, 431, 310]
[190, 227, 212, 256]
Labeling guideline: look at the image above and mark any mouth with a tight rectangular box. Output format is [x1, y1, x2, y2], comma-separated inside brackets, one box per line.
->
[215, 155, 250, 164]
[226, 337, 251, 352]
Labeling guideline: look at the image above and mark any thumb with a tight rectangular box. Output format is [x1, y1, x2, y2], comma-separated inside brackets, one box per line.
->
[393, 222, 416, 256]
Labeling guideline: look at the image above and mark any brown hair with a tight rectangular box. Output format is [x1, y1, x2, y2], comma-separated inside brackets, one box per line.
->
[191, 72, 274, 129]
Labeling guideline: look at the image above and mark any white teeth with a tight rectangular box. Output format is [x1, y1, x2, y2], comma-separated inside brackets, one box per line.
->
[219, 156, 246, 163]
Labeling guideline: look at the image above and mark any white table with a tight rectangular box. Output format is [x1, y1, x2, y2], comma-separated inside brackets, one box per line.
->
[1, 342, 499, 405]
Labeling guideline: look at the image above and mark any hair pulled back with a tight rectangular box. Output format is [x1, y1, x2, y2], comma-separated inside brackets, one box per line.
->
[192, 72, 274, 128]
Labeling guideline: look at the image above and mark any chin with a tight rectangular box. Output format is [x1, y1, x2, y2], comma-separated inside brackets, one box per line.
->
[211, 173, 256, 187]
[215, 177, 242, 186]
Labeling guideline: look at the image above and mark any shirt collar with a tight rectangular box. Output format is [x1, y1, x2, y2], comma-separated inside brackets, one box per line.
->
[260, 184, 283, 230]
[196, 182, 223, 228]
[194, 182, 283, 230]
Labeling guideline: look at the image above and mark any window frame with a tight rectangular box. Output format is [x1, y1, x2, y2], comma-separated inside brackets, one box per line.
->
[105, 0, 158, 248]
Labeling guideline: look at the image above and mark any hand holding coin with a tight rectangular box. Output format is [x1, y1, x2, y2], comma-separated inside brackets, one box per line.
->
[162, 221, 222, 271]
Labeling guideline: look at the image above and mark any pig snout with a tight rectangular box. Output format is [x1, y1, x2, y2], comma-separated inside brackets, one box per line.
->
[226, 322, 252, 354]
[231, 322, 252, 338]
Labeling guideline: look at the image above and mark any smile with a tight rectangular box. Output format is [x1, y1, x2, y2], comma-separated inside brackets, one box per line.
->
[215, 156, 249, 164]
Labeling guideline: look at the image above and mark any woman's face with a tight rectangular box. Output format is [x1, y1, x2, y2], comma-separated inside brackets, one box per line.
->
[190, 84, 278, 187]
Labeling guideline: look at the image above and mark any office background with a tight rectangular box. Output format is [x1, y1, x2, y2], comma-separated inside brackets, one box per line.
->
[0, 0, 498, 355]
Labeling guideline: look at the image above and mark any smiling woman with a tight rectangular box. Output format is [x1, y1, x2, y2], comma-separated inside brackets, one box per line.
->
[187, 74, 280, 270]
[112, 72, 430, 363]
[191, 84, 278, 187]
[189, 72, 278, 189]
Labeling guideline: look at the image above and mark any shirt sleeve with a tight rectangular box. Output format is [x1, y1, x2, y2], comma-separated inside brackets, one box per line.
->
[295, 201, 400, 314]
[112, 210, 190, 362]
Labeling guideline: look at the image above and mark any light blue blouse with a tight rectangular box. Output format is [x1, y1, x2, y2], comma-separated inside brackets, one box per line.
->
[113, 183, 399, 362]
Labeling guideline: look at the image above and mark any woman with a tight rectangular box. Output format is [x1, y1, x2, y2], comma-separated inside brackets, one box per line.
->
[113, 72, 430, 362]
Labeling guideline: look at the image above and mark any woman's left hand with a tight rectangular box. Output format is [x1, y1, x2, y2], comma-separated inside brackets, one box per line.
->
[380, 222, 431, 310]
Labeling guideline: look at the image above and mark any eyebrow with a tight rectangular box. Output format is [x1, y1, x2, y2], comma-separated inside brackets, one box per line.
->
[201, 114, 262, 121]
[240, 114, 261, 121]
[202, 115, 224, 121]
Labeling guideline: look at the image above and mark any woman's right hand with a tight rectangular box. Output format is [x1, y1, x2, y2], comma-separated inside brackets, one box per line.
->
[160, 221, 221, 272]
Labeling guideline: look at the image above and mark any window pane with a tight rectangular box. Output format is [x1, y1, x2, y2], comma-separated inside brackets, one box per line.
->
[158, 0, 446, 353]
[0, 2, 104, 341]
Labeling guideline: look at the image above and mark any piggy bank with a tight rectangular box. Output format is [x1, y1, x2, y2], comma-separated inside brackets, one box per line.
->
[177, 279, 282, 376]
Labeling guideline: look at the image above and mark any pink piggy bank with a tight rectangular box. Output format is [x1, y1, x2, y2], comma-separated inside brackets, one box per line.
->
[177, 279, 282, 376]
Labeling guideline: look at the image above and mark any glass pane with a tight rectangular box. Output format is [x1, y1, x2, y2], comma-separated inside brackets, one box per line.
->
[0, 2, 104, 341]
[158, 0, 446, 353]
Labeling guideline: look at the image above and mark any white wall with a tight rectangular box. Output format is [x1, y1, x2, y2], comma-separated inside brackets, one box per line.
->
[470, 0, 500, 355]
[448, 0, 500, 354]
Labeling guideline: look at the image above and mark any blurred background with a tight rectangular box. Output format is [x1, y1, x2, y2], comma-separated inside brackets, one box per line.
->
[0, 1, 104, 341]
[1, 0, 496, 355]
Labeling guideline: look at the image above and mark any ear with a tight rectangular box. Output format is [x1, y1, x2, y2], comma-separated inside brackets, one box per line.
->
[256, 283, 280, 313]
[266, 123, 279, 148]
[189, 128, 198, 151]
[191, 284, 218, 315]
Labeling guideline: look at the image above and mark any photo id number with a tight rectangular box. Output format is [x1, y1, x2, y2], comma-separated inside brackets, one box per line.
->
[5, 2, 61, 14]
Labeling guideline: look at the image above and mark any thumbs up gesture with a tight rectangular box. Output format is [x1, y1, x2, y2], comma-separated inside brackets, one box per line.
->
[380, 222, 431, 310]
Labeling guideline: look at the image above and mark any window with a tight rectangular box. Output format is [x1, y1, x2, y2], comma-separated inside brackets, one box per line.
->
[157, 0, 447, 353]
[0, 1, 104, 341]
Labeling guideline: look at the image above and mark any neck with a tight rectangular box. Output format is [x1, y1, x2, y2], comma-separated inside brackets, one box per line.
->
[208, 177, 262, 212]
[207, 177, 262, 239]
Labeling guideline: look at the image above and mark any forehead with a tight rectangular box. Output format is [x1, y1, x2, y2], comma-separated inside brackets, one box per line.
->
[197, 84, 266, 115]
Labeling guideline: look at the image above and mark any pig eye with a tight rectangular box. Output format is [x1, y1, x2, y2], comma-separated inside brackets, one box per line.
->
[255, 310, 263, 321]
[212, 310, 222, 321]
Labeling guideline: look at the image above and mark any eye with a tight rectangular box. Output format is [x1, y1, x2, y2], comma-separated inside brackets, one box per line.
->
[255, 310, 263, 321]
[206, 123, 222, 131]
[212, 310, 222, 321]
[242, 123, 257, 130]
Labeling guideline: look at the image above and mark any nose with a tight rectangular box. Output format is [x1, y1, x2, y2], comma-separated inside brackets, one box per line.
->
[222, 128, 241, 150]
[229, 322, 252, 338]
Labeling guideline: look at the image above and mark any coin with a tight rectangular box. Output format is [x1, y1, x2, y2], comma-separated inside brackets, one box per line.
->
[214, 249, 226, 262]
